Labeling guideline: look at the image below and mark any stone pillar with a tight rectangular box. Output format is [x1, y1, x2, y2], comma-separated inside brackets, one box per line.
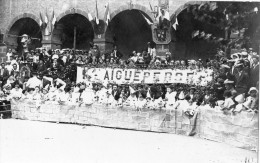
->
[41, 24, 63, 50]
[0, 43, 7, 61]
[93, 33, 114, 54]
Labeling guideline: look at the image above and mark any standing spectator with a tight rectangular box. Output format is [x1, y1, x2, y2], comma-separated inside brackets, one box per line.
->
[6, 49, 13, 62]
[234, 61, 249, 94]
[111, 45, 123, 60]
[0, 63, 9, 87]
[249, 55, 259, 87]
[147, 42, 156, 60]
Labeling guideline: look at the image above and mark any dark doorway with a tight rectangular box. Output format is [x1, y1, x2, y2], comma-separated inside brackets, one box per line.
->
[7, 18, 42, 54]
[57, 14, 94, 50]
[106, 10, 153, 59]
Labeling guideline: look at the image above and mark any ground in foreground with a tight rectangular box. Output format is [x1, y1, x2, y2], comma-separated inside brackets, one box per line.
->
[0, 119, 257, 163]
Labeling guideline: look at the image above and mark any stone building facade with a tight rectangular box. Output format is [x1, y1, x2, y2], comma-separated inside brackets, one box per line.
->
[0, 0, 205, 58]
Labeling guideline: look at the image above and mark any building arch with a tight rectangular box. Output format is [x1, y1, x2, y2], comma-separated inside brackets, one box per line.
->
[110, 4, 153, 22]
[170, 1, 205, 20]
[4, 13, 40, 42]
[56, 8, 90, 22]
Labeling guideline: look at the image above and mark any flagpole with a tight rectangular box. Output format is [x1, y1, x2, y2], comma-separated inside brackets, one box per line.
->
[73, 26, 76, 50]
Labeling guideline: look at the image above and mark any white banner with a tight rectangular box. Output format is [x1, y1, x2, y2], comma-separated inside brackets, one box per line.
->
[77, 67, 214, 86]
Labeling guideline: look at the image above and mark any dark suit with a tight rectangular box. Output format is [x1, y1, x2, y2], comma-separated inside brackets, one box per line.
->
[111, 50, 123, 59]
[250, 64, 259, 87]
[235, 70, 249, 94]
[112, 89, 121, 101]
[41, 78, 52, 89]
[0, 68, 10, 86]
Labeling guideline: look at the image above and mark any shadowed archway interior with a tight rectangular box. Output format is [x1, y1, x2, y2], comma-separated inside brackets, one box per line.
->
[7, 18, 42, 54]
[106, 9, 153, 59]
[57, 14, 94, 50]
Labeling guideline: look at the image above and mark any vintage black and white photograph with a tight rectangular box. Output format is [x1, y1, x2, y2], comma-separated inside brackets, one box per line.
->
[0, 0, 259, 162]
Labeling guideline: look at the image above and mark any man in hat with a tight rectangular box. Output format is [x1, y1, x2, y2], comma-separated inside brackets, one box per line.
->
[224, 79, 237, 99]
[234, 61, 249, 94]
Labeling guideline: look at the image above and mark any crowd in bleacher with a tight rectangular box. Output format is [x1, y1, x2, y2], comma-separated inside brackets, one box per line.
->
[0, 42, 259, 116]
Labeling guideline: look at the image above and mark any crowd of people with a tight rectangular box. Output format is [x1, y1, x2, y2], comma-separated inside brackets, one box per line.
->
[0, 42, 259, 117]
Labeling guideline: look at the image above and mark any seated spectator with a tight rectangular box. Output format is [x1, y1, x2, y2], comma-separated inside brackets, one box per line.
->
[224, 79, 237, 98]
[243, 87, 258, 111]
[10, 83, 23, 100]
[219, 90, 235, 111]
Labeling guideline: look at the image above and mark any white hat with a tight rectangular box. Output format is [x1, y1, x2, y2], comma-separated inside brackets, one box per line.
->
[235, 94, 245, 103]
[224, 79, 234, 84]
[248, 87, 258, 94]
[241, 51, 248, 56]
[231, 53, 239, 59]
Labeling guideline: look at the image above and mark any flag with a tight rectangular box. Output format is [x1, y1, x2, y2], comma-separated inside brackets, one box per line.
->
[95, 0, 99, 25]
[129, 0, 133, 10]
[172, 17, 178, 30]
[44, 8, 48, 24]
[88, 12, 93, 21]
[104, 2, 110, 25]
[149, 1, 153, 11]
[155, 7, 162, 22]
[51, 10, 56, 26]
[39, 12, 43, 26]
[141, 13, 153, 25]
[161, 9, 170, 21]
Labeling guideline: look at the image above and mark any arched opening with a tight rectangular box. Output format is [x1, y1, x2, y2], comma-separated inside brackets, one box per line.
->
[53, 13, 94, 50]
[106, 9, 153, 59]
[171, 8, 223, 60]
[6, 18, 42, 54]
